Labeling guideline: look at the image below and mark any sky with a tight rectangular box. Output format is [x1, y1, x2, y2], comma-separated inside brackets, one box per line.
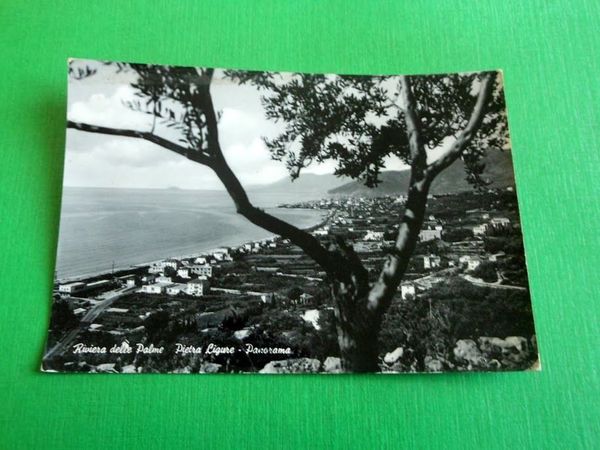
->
[64, 63, 413, 190]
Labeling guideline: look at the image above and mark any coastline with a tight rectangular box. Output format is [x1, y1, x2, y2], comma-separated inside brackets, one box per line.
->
[55, 208, 330, 284]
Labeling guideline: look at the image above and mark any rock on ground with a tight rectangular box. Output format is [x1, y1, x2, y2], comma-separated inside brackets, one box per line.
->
[453, 339, 487, 367]
[259, 358, 321, 374]
[424, 356, 444, 372]
[233, 328, 252, 341]
[478, 336, 530, 368]
[95, 363, 117, 373]
[199, 362, 222, 374]
[323, 357, 342, 373]
[384, 347, 404, 365]
[121, 364, 137, 374]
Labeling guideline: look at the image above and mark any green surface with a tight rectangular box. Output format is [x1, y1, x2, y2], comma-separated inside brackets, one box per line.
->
[1, 1, 599, 448]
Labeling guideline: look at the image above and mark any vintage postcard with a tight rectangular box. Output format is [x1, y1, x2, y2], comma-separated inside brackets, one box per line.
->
[42, 60, 538, 374]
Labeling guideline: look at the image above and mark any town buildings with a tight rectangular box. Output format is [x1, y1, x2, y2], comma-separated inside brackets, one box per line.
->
[186, 277, 210, 297]
[58, 281, 86, 294]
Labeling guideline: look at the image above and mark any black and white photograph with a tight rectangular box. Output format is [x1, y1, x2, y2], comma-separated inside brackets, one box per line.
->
[42, 59, 538, 374]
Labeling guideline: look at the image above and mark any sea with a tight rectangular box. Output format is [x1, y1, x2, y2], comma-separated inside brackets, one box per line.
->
[55, 187, 326, 280]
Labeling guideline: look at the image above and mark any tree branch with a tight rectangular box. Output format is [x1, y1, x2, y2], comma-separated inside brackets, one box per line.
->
[193, 75, 338, 275]
[66, 121, 211, 165]
[367, 175, 430, 315]
[367, 71, 497, 315]
[398, 75, 427, 174]
[426, 72, 495, 179]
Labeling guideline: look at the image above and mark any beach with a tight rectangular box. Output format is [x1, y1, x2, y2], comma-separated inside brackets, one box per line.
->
[55, 187, 326, 280]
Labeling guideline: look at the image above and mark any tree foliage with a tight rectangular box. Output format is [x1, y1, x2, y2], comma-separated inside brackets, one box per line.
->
[226, 69, 508, 187]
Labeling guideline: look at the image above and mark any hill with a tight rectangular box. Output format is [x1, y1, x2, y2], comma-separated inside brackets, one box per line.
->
[328, 150, 515, 197]
[249, 172, 351, 196]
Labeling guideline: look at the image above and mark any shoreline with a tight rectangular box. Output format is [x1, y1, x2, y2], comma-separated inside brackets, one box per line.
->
[55, 209, 331, 284]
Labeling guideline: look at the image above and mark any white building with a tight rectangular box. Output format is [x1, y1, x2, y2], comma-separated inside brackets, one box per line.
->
[140, 283, 170, 295]
[363, 230, 384, 241]
[298, 293, 313, 304]
[459, 255, 482, 271]
[490, 217, 511, 227]
[488, 251, 506, 262]
[194, 256, 207, 265]
[401, 284, 416, 300]
[166, 284, 186, 296]
[423, 255, 441, 269]
[190, 264, 212, 278]
[353, 241, 381, 253]
[186, 278, 210, 297]
[177, 267, 191, 279]
[419, 228, 442, 242]
[261, 293, 275, 304]
[58, 282, 86, 294]
[472, 224, 488, 236]
[149, 259, 179, 273]
[118, 275, 137, 287]
[155, 275, 173, 284]
[468, 259, 482, 271]
[213, 248, 232, 261]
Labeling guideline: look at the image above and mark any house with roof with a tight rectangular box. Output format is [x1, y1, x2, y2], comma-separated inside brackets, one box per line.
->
[401, 284, 416, 300]
[140, 283, 171, 295]
[363, 230, 384, 241]
[472, 224, 488, 236]
[490, 217, 511, 227]
[186, 277, 210, 297]
[58, 281, 87, 294]
[177, 267, 191, 279]
[459, 255, 483, 271]
[422, 254, 442, 270]
[166, 284, 187, 296]
[419, 228, 442, 242]
[190, 264, 213, 278]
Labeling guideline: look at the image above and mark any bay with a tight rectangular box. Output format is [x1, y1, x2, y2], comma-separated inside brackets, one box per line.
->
[55, 187, 325, 280]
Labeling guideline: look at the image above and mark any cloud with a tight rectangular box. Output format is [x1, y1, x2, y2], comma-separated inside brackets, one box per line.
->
[64, 69, 384, 189]
[222, 137, 288, 185]
[63, 138, 221, 190]
[68, 85, 151, 130]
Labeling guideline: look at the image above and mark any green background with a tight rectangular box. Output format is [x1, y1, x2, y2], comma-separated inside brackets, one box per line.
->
[1, 1, 598, 448]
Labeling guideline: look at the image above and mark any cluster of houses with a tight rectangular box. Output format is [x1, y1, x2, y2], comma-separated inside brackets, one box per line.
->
[472, 216, 511, 236]
[237, 238, 280, 254]
[57, 248, 234, 300]
[305, 199, 515, 286]
[419, 224, 443, 242]
[58, 239, 293, 300]
[137, 249, 237, 297]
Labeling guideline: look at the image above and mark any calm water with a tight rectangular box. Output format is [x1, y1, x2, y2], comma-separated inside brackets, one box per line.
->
[56, 187, 325, 280]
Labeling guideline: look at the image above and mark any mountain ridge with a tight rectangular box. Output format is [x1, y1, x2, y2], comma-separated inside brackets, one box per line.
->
[329, 150, 515, 196]
[249, 150, 515, 197]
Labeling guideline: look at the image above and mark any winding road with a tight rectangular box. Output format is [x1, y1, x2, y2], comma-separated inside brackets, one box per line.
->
[43, 286, 136, 361]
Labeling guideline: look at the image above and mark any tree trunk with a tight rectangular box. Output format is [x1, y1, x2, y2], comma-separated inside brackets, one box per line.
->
[330, 270, 382, 372]
[332, 176, 432, 372]
[335, 296, 382, 372]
